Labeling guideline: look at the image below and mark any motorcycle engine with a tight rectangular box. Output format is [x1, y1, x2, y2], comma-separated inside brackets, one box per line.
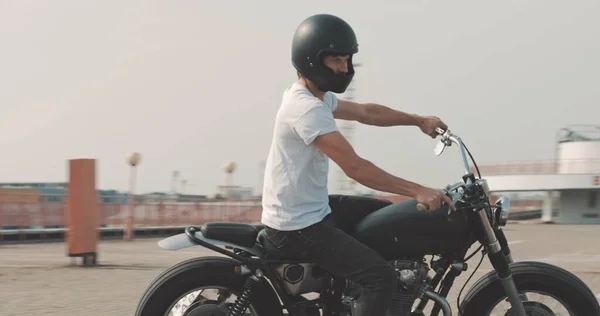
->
[386, 260, 430, 316]
[343, 260, 430, 316]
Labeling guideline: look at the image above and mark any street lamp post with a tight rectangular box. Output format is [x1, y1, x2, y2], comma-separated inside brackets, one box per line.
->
[224, 161, 237, 199]
[124, 152, 142, 241]
[223, 161, 237, 216]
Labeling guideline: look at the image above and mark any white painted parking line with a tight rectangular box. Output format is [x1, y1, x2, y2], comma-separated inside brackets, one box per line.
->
[508, 240, 525, 245]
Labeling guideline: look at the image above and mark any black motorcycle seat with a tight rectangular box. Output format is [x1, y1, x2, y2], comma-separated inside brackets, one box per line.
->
[200, 222, 260, 248]
[256, 229, 305, 261]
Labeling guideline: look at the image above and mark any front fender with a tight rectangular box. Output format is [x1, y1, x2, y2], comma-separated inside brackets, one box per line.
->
[157, 232, 266, 258]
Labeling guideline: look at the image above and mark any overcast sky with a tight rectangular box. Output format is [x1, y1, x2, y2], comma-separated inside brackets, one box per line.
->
[1, 0, 598, 196]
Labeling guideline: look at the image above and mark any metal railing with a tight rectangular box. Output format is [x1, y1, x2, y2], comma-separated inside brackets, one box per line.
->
[473, 158, 600, 176]
[0, 194, 263, 233]
[0, 192, 546, 240]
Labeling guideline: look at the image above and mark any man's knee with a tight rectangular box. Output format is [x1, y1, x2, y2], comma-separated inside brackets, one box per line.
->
[355, 262, 396, 313]
[359, 262, 396, 293]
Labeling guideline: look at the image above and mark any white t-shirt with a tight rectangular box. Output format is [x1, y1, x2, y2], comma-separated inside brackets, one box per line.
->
[261, 81, 339, 231]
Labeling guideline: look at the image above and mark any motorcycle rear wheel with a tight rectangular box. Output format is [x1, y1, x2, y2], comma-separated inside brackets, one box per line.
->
[135, 256, 284, 316]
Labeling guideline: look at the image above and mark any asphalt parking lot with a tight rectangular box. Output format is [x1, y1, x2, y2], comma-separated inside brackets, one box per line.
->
[1, 223, 599, 315]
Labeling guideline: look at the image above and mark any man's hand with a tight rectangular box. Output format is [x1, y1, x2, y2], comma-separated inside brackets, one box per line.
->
[418, 116, 448, 138]
[414, 186, 456, 212]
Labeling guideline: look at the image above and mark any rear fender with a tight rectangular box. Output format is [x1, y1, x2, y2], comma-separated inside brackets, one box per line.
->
[158, 232, 266, 258]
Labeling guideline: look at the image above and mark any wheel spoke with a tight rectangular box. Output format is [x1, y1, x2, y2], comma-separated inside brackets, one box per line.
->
[217, 289, 233, 304]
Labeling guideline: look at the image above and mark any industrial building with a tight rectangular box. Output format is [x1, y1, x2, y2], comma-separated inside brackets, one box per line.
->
[482, 125, 600, 224]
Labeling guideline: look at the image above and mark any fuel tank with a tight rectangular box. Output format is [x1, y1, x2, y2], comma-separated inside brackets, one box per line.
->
[353, 198, 473, 260]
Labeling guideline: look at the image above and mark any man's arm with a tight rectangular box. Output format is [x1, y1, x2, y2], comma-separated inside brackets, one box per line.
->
[333, 99, 425, 127]
[313, 130, 456, 211]
[314, 130, 423, 197]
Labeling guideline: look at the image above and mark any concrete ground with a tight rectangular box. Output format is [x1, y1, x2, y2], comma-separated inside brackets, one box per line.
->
[1, 223, 599, 315]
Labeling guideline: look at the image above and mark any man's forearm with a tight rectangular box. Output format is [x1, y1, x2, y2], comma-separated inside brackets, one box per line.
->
[362, 103, 424, 127]
[346, 157, 423, 197]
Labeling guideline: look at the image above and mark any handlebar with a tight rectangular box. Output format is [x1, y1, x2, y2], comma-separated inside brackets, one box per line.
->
[416, 128, 474, 212]
[435, 128, 472, 176]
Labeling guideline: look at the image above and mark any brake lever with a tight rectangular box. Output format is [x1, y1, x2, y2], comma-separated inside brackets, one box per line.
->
[434, 128, 453, 149]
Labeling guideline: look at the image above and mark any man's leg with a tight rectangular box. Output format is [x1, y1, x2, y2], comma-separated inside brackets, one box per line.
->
[265, 215, 396, 316]
[328, 194, 393, 236]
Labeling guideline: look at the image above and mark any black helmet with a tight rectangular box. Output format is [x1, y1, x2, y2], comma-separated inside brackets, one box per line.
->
[291, 14, 359, 93]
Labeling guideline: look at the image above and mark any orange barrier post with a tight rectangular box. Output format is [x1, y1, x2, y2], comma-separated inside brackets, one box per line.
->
[66, 159, 99, 266]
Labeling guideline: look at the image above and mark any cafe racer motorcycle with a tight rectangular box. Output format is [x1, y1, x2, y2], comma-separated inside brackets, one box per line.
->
[135, 129, 600, 316]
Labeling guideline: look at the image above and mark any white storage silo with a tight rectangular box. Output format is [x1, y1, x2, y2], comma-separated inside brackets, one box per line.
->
[556, 126, 600, 174]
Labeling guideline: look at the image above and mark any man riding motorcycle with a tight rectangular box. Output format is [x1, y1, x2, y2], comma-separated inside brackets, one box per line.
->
[261, 13, 456, 316]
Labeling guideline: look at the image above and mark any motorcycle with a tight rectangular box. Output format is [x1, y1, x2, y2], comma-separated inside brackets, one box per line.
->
[135, 129, 600, 316]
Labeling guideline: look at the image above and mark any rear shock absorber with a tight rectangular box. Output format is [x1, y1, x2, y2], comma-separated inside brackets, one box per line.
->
[228, 269, 264, 316]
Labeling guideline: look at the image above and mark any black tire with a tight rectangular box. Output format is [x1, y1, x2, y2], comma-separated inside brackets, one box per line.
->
[135, 256, 284, 316]
[460, 261, 600, 316]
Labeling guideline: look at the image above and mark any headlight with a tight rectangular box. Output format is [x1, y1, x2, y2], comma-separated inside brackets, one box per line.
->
[494, 196, 510, 226]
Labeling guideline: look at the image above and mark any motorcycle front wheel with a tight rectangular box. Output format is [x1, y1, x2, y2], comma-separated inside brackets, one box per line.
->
[460, 261, 600, 315]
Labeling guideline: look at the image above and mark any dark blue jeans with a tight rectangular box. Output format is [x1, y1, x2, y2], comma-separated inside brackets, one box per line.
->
[264, 195, 396, 316]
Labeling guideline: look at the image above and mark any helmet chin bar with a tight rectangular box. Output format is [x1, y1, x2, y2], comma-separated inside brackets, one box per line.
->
[316, 74, 353, 93]
[313, 54, 355, 93]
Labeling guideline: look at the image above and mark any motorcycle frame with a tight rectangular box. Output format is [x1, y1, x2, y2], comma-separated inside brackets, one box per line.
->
[181, 202, 518, 316]
[180, 129, 529, 316]
[181, 187, 522, 316]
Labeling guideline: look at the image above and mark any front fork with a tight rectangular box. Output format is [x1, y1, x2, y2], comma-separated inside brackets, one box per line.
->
[477, 209, 527, 316]
[494, 219, 530, 303]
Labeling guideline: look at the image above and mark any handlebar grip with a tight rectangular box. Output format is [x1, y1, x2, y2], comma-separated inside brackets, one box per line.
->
[416, 203, 428, 211]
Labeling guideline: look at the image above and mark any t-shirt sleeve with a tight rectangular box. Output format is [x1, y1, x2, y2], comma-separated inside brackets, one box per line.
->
[324, 92, 339, 111]
[292, 104, 339, 145]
